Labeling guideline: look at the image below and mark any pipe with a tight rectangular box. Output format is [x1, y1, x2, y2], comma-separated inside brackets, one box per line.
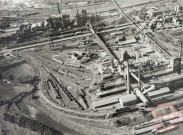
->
[134, 87, 149, 104]
[143, 85, 156, 94]
[131, 84, 149, 105]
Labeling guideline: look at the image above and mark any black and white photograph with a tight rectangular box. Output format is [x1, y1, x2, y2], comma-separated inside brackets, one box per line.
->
[1, 0, 183, 135]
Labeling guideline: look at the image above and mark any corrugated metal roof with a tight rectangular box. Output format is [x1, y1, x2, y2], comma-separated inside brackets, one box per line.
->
[92, 96, 119, 109]
[118, 94, 137, 104]
[118, 38, 137, 45]
[103, 78, 124, 88]
[92, 94, 137, 109]
[96, 85, 126, 97]
[147, 87, 170, 98]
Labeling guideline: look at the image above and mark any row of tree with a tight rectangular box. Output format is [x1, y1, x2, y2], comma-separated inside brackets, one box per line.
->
[0, 58, 25, 69]
[2, 72, 38, 84]
[3, 113, 62, 135]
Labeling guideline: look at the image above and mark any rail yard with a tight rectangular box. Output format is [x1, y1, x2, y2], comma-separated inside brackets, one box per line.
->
[1, 0, 183, 135]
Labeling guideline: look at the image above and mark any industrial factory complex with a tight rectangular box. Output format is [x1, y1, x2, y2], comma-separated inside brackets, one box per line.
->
[1, 0, 183, 135]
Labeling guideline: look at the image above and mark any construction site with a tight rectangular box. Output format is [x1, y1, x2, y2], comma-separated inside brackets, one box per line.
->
[1, 0, 183, 135]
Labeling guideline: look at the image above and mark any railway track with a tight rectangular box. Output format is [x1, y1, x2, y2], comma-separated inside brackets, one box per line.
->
[47, 78, 66, 106]
[41, 101, 113, 135]
[42, 65, 85, 110]
[1, 23, 132, 52]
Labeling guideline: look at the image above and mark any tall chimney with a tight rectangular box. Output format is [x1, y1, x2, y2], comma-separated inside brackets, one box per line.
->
[127, 62, 130, 94]
[138, 67, 141, 90]
[179, 42, 182, 74]
[57, 4, 61, 14]
[111, 58, 114, 68]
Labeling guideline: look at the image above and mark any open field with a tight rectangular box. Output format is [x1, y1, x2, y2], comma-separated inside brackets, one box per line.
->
[5, 63, 35, 77]
[0, 85, 15, 100]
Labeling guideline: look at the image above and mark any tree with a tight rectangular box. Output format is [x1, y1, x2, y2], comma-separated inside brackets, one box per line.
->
[123, 50, 129, 61]
[47, 17, 55, 30]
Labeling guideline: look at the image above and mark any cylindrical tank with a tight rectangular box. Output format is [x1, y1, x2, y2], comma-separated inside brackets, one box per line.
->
[134, 87, 149, 104]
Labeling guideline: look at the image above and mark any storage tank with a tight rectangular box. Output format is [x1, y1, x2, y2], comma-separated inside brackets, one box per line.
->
[132, 86, 149, 105]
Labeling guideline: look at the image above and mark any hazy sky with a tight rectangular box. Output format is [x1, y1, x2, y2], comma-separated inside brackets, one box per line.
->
[1, 0, 24, 4]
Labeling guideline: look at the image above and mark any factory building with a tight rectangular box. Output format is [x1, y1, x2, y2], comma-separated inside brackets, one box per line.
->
[170, 57, 181, 73]
[68, 2, 88, 6]
[71, 52, 80, 60]
[97, 58, 115, 74]
[118, 94, 137, 107]
[91, 96, 119, 110]
[101, 79, 125, 91]
[91, 94, 137, 110]
[64, 62, 84, 69]
[62, 0, 110, 4]
[147, 87, 171, 99]
[97, 86, 126, 98]
[147, 8, 163, 17]
[175, 5, 183, 14]
[117, 37, 137, 46]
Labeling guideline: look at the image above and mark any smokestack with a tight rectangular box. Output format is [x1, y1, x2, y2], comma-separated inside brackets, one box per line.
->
[111, 58, 114, 68]
[136, 51, 138, 62]
[76, 4, 79, 15]
[57, 4, 61, 15]
[179, 42, 182, 75]
[138, 67, 141, 89]
[120, 49, 124, 62]
[127, 62, 130, 94]
[111, 58, 115, 72]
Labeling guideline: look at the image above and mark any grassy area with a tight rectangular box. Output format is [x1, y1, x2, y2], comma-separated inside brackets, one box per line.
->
[6, 64, 35, 77]
[0, 85, 15, 100]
